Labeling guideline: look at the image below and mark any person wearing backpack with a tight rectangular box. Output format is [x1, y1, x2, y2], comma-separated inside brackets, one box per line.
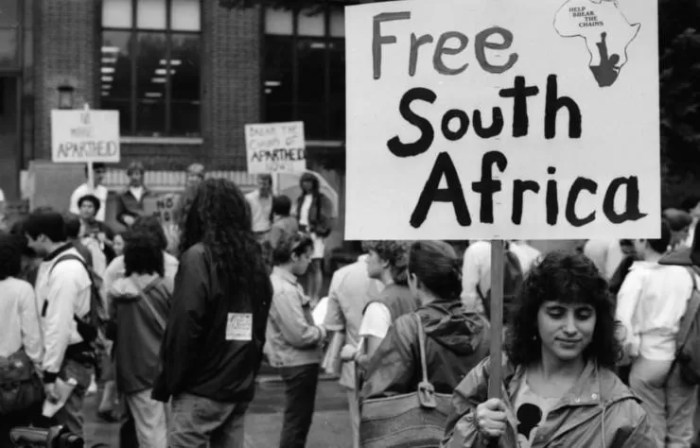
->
[107, 229, 171, 448]
[615, 221, 697, 447]
[461, 240, 537, 320]
[24, 210, 94, 437]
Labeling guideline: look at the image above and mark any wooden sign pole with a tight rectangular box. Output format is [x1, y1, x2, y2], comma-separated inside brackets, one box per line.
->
[83, 104, 95, 191]
[488, 239, 505, 400]
[87, 161, 95, 191]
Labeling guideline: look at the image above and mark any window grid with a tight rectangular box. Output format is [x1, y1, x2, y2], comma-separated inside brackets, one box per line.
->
[101, 0, 201, 137]
[263, 5, 346, 140]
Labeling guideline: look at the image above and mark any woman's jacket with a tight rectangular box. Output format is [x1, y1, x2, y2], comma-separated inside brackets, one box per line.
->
[442, 356, 654, 448]
[362, 301, 490, 398]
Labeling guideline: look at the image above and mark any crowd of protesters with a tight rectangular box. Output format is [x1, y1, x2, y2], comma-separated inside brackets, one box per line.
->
[2, 162, 700, 448]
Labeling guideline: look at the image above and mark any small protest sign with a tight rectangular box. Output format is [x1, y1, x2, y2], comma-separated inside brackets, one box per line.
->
[245, 122, 306, 174]
[143, 194, 179, 224]
[345, 0, 660, 240]
[51, 109, 120, 163]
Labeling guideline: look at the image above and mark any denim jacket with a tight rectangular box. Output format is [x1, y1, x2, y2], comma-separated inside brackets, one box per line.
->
[264, 267, 324, 367]
[442, 356, 654, 448]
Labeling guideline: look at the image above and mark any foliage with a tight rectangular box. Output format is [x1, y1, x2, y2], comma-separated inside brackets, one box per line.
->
[658, 0, 700, 202]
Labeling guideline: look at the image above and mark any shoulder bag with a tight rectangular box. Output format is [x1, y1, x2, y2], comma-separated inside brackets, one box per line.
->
[0, 349, 44, 415]
[358, 313, 452, 448]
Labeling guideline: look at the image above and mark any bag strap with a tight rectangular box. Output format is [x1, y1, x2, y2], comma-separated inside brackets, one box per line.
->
[414, 313, 431, 385]
[133, 279, 167, 332]
[677, 268, 700, 349]
[665, 267, 700, 386]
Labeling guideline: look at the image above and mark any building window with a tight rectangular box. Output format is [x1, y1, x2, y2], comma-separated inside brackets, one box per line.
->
[101, 0, 201, 137]
[0, 0, 20, 69]
[263, 5, 346, 141]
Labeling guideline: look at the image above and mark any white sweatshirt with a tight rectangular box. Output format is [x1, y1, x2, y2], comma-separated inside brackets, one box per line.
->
[615, 261, 694, 361]
[0, 277, 43, 370]
[34, 247, 91, 376]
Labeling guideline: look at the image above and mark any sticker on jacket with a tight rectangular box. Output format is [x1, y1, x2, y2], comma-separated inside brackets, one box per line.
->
[226, 313, 252, 341]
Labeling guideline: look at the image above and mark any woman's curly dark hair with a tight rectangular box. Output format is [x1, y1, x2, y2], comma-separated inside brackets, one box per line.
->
[505, 251, 619, 369]
[179, 178, 271, 311]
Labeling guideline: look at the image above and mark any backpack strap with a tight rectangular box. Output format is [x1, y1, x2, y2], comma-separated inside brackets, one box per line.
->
[133, 279, 167, 332]
[48, 253, 102, 322]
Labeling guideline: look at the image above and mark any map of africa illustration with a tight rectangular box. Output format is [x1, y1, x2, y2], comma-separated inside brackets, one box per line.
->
[554, 0, 641, 87]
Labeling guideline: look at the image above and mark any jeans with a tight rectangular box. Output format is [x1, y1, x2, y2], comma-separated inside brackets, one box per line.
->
[346, 388, 360, 448]
[630, 356, 698, 447]
[54, 358, 93, 438]
[169, 393, 248, 448]
[125, 389, 167, 448]
[279, 363, 320, 448]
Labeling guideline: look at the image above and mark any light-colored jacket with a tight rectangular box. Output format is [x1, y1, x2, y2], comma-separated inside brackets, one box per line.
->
[265, 267, 324, 367]
[0, 277, 43, 370]
[34, 246, 91, 376]
[442, 357, 654, 448]
[616, 261, 693, 361]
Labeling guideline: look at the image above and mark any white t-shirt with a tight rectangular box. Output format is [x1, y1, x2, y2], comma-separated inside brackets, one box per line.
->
[358, 302, 392, 340]
[69, 183, 109, 222]
[0, 188, 5, 202]
[129, 186, 144, 202]
[513, 376, 559, 448]
[299, 194, 313, 227]
[245, 190, 273, 232]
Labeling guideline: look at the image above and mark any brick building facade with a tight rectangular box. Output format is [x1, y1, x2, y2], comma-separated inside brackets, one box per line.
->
[0, 0, 346, 200]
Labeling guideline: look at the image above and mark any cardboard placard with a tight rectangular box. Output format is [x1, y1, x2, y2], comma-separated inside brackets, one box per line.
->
[51, 109, 121, 163]
[245, 122, 306, 174]
[143, 194, 179, 224]
[345, 0, 660, 240]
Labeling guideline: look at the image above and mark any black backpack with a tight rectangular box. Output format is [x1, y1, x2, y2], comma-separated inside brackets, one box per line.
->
[48, 253, 107, 343]
[477, 246, 524, 323]
[673, 267, 700, 385]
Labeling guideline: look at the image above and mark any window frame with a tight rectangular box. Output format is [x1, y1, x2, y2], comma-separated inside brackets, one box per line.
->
[100, 0, 203, 137]
[262, 4, 346, 141]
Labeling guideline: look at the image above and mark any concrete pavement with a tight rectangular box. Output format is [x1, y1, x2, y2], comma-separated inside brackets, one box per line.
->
[84, 378, 353, 447]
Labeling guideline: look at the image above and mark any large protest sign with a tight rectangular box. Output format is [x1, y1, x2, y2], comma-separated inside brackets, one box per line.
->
[345, 0, 660, 240]
[51, 109, 120, 163]
[245, 121, 306, 174]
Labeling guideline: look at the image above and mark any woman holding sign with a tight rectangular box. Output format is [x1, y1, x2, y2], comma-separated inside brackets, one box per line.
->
[296, 173, 333, 303]
[442, 252, 653, 448]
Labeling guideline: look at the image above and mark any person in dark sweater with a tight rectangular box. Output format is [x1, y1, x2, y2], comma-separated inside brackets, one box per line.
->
[354, 240, 418, 368]
[153, 179, 273, 448]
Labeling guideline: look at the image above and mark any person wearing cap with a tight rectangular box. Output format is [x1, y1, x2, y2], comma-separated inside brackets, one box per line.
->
[116, 161, 153, 228]
[616, 221, 697, 447]
[70, 163, 109, 222]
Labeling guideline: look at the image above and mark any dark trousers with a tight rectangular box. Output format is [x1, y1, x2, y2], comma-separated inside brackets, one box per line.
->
[279, 363, 320, 448]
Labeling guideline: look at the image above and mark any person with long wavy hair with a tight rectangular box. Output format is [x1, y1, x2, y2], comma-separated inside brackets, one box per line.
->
[443, 251, 653, 448]
[153, 178, 273, 448]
